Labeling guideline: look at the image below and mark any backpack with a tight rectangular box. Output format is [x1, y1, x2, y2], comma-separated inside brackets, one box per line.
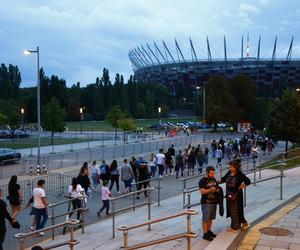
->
[100, 164, 107, 175]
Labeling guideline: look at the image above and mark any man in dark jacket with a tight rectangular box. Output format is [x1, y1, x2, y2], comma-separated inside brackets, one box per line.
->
[99, 160, 111, 182]
[0, 188, 20, 250]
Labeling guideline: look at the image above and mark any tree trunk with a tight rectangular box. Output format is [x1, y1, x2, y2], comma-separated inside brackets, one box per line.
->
[285, 140, 288, 159]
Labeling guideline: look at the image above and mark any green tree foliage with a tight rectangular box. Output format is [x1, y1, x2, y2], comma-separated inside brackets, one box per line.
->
[268, 90, 300, 154]
[41, 97, 66, 145]
[118, 117, 135, 142]
[0, 113, 7, 126]
[145, 90, 155, 117]
[136, 102, 146, 118]
[206, 75, 238, 131]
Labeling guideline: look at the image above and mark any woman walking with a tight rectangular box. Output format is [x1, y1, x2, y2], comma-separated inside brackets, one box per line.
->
[8, 175, 22, 221]
[149, 153, 157, 178]
[221, 160, 251, 232]
[109, 160, 120, 193]
[68, 178, 84, 220]
[77, 166, 91, 197]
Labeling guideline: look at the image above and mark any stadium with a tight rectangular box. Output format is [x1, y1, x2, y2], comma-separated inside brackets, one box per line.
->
[129, 36, 300, 98]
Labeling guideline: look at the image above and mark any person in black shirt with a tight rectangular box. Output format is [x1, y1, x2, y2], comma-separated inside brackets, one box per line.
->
[199, 166, 219, 241]
[0, 188, 20, 250]
[130, 157, 139, 184]
[8, 175, 22, 221]
[136, 156, 150, 199]
[220, 160, 251, 232]
[77, 166, 91, 195]
[168, 144, 175, 157]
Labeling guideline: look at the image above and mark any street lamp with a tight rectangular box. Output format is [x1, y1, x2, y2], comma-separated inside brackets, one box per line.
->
[24, 47, 41, 171]
[20, 108, 24, 130]
[80, 108, 83, 134]
[296, 88, 300, 92]
[158, 107, 161, 125]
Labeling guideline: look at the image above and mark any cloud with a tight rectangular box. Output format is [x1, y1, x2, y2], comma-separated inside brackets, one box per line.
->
[240, 3, 261, 14]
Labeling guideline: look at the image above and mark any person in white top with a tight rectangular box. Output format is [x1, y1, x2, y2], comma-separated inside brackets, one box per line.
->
[149, 153, 157, 177]
[33, 179, 48, 235]
[156, 148, 166, 178]
[68, 178, 84, 220]
[91, 160, 100, 191]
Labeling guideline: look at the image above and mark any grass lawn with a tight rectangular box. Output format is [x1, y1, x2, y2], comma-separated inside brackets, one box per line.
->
[67, 117, 198, 132]
[260, 148, 300, 170]
[0, 137, 92, 150]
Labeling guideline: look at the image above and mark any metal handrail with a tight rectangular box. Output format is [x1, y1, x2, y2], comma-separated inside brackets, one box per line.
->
[118, 209, 198, 250]
[131, 176, 162, 206]
[109, 187, 154, 238]
[48, 195, 88, 240]
[15, 219, 80, 250]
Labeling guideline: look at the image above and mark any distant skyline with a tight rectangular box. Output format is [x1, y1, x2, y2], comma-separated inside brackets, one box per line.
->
[0, 0, 299, 87]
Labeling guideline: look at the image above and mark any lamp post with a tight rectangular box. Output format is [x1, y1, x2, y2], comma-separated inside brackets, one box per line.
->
[296, 88, 300, 92]
[20, 108, 24, 130]
[203, 82, 206, 122]
[24, 47, 41, 170]
[80, 108, 83, 134]
[158, 107, 161, 125]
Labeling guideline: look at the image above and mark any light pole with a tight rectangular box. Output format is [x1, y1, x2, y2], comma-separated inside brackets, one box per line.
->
[80, 108, 83, 134]
[158, 107, 161, 125]
[296, 88, 300, 92]
[203, 82, 206, 122]
[20, 108, 24, 130]
[24, 47, 41, 170]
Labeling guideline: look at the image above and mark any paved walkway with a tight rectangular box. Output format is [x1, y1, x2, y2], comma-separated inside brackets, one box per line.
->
[26, 166, 300, 250]
[238, 197, 300, 250]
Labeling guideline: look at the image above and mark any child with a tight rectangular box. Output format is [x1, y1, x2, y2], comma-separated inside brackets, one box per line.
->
[97, 180, 111, 217]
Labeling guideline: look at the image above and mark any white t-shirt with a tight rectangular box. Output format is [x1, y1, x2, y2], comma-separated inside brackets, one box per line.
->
[68, 184, 84, 198]
[91, 164, 100, 175]
[33, 187, 46, 209]
[101, 186, 110, 200]
[156, 153, 165, 165]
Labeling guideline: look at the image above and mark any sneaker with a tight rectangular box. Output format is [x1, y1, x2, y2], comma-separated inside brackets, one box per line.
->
[97, 211, 101, 217]
[241, 222, 250, 230]
[208, 230, 217, 238]
[203, 233, 214, 241]
[29, 226, 34, 232]
[38, 232, 45, 236]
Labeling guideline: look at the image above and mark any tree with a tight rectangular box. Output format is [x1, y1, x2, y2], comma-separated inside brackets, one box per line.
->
[206, 76, 238, 131]
[0, 113, 7, 127]
[145, 91, 155, 117]
[268, 90, 300, 157]
[106, 105, 126, 139]
[118, 118, 135, 143]
[137, 102, 146, 118]
[42, 97, 66, 145]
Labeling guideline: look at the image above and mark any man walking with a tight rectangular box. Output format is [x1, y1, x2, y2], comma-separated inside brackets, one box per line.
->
[199, 166, 219, 241]
[156, 148, 166, 178]
[33, 179, 48, 235]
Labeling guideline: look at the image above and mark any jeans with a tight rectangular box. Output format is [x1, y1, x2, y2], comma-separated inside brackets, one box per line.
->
[35, 207, 48, 230]
[99, 200, 110, 214]
[137, 180, 148, 197]
[69, 198, 82, 220]
[157, 164, 164, 176]
[92, 173, 99, 188]
[150, 165, 157, 177]
[109, 175, 120, 192]
[0, 228, 5, 250]
[175, 164, 184, 178]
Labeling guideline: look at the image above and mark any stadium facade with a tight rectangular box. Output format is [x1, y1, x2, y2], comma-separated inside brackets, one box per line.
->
[129, 36, 300, 98]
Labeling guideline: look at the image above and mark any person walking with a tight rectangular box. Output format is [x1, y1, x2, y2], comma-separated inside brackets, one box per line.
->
[99, 160, 111, 183]
[199, 166, 219, 241]
[8, 175, 22, 221]
[97, 180, 111, 217]
[77, 166, 91, 197]
[136, 157, 150, 199]
[221, 160, 251, 232]
[109, 160, 120, 193]
[188, 147, 196, 175]
[175, 150, 184, 179]
[33, 179, 48, 235]
[215, 146, 223, 168]
[0, 188, 20, 250]
[156, 149, 166, 178]
[196, 148, 205, 174]
[130, 157, 139, 185]
[68, 178, 84, 221]
[91, 160, 100, 191]
[121, 159, 134, 194]
[149, 153, 157, 178]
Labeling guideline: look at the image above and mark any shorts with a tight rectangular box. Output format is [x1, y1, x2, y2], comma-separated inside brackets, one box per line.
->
[9, 197, 21, 206]
[124, 179, 132, 188]
[201, 203, 217, 222]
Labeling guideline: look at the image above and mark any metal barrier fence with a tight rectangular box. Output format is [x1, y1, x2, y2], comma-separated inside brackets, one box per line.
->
[0, 134, 207, 178]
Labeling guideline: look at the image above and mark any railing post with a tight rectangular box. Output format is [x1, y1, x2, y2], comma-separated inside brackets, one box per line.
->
[280, 164, 284, 200]
[133, 191, 136, 212]
[187, 213, 192, 250]
[112, 199, 116, 238]
[124, 230, 128, 248]
[183, 180, 186, 209]
[157, 177, 161, 207]
[81, 207, 85, 234]
[253, 167, 256, 186]
[51, 206, 55, 240]
[19, 237, 25, 250]
[187, 192, 191, 209]
[69, 222, 75, 250]
[148, 192, 151, 231]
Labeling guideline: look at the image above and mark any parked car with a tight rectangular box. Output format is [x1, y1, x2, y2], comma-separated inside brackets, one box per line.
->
[0, 130, 10, 139]
[0, 148, 21, 165]
[14, 130, 30, 138]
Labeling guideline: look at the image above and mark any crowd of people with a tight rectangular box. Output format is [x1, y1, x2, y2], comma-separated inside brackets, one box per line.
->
[0, 133, 276, 248]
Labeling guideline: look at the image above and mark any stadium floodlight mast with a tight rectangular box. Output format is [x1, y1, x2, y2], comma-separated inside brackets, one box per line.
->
[20, 108, 25, 130]
[24, 47, 41, 174]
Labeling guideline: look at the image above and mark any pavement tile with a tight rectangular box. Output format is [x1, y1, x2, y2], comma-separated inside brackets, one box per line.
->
[289, 242, 300, 250]
[276, 236, 300, 244]
[260, 235, 276, 240]
[253, 246, 271, 250]
[256, 239, 289, 248]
